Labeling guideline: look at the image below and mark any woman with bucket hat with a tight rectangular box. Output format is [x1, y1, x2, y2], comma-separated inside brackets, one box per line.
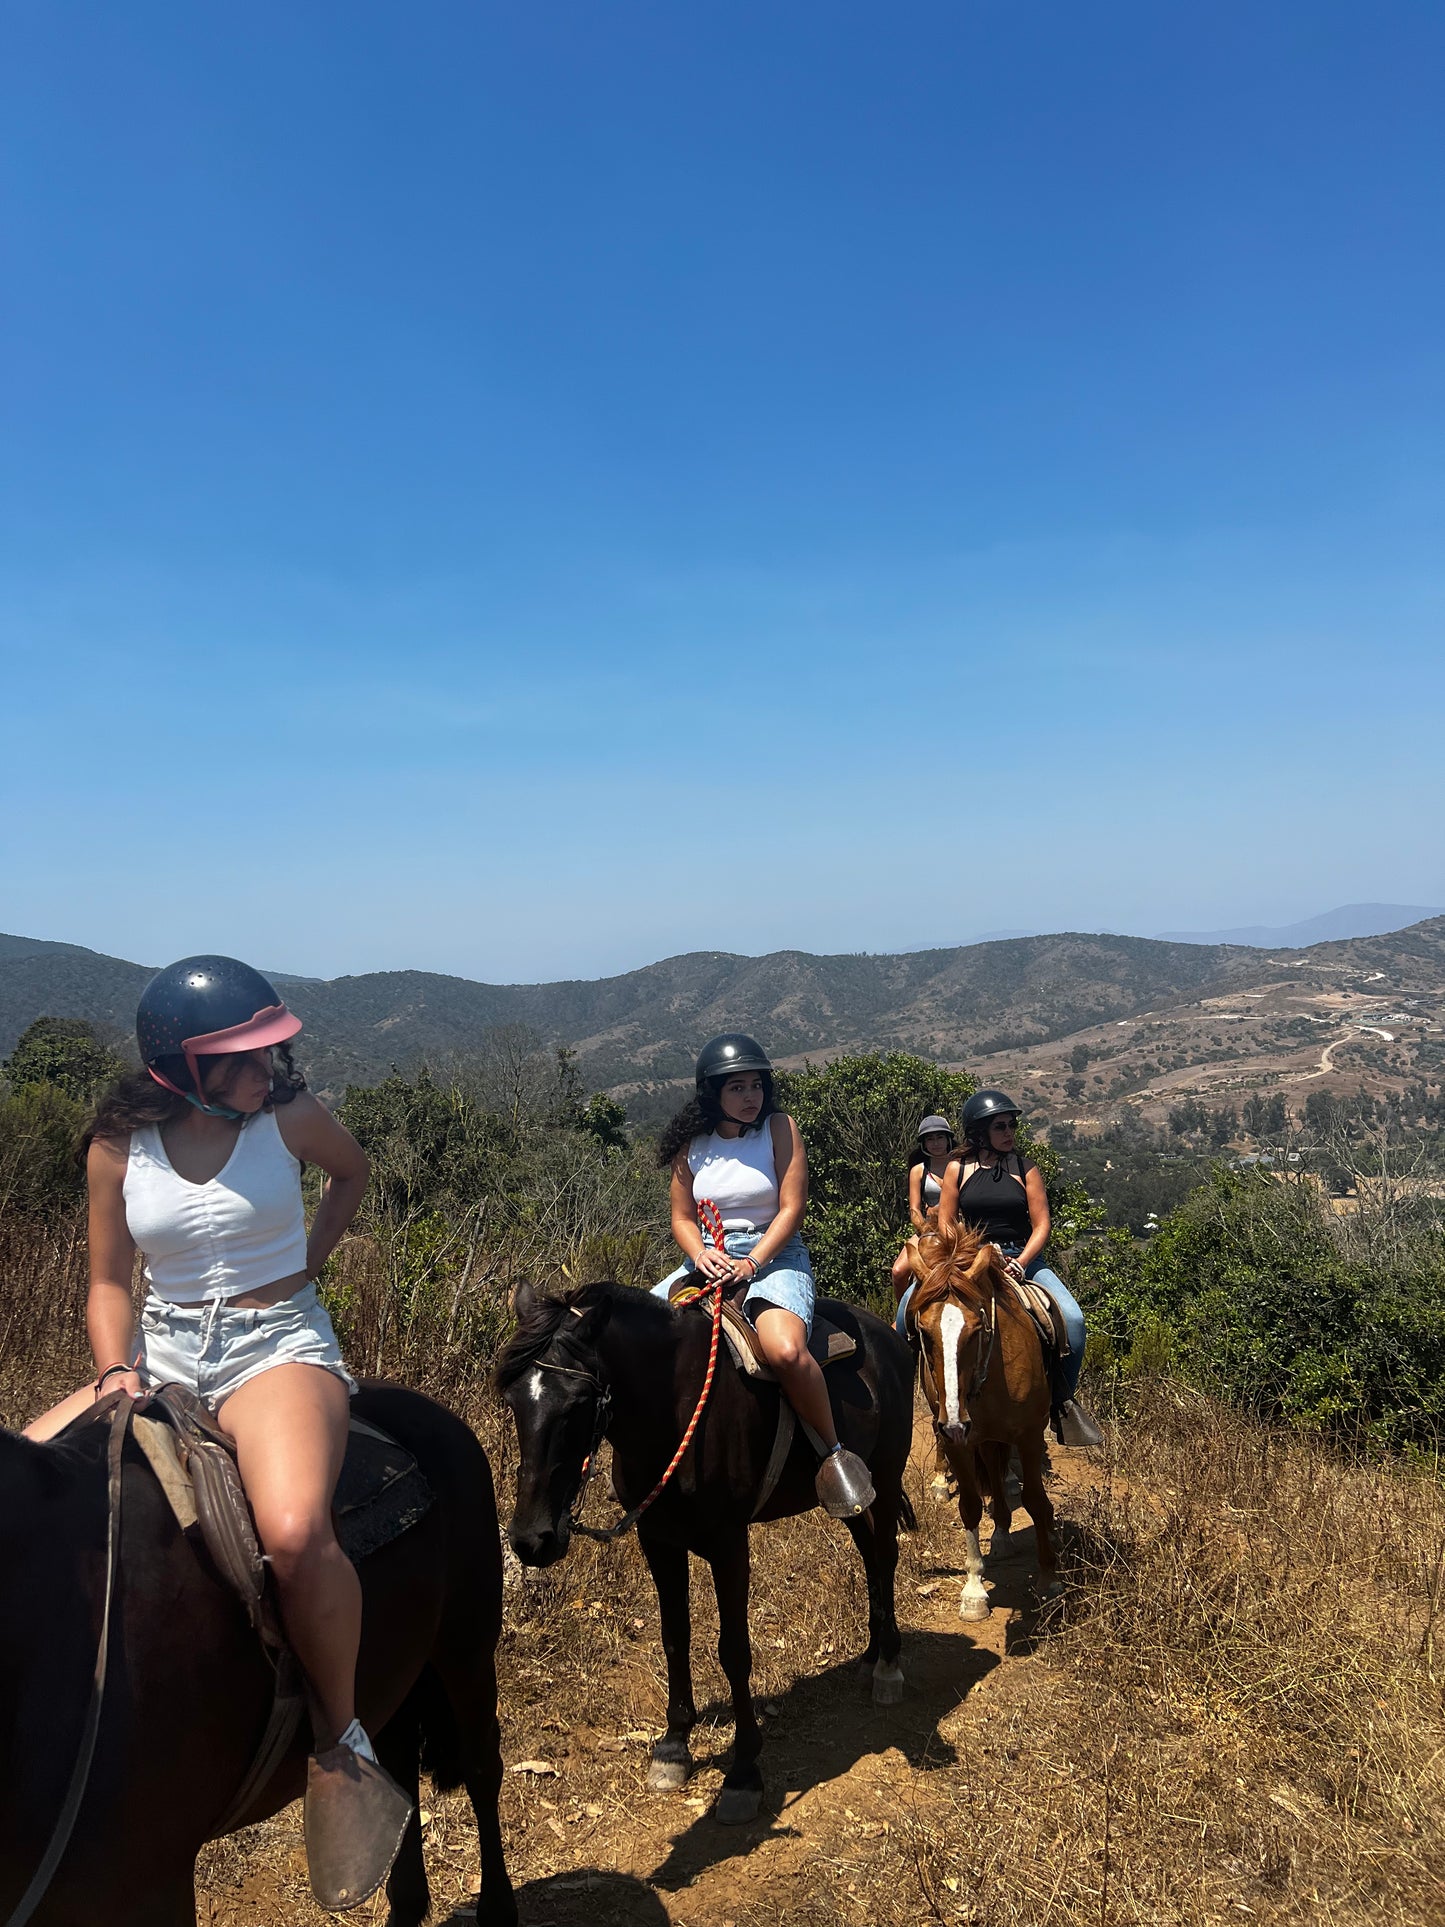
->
[889, 1115, 957, 1318]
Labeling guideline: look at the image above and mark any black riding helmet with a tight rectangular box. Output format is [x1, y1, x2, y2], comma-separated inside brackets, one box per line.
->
[694, 1033, 773, 1091]
[137, 955, 301, 1112]
[917, 1114, 954, 1143]
[962, 1088, 1021, 1133]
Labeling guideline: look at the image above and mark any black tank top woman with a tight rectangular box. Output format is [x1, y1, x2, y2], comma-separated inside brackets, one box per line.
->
[956, 1152, 1033, 1247]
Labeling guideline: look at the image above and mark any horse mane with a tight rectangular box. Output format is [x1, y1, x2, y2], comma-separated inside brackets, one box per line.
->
[908, 1219, 1010, 1314]
[495, 1278, 675, 1391]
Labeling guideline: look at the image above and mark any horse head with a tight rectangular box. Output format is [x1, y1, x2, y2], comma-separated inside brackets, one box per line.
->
[909, 1222, 1008, 1443]
[497, 1280, 614, 1567]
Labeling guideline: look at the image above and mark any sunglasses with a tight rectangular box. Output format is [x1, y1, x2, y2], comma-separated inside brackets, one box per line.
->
[989, 1117, 1018, 1130]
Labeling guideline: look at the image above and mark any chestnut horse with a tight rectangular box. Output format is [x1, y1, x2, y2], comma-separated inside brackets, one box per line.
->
[906, 1223, 1057, 1619]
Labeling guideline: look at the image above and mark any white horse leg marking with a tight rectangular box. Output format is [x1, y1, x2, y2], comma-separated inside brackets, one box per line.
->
[872, 1657, 905, 1705]
[939, 1302, 965, 1431]
[959, 1525, 990, 1620]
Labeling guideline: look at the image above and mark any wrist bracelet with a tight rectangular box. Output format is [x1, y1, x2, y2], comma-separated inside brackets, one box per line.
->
[95, 1362, 131, 1390]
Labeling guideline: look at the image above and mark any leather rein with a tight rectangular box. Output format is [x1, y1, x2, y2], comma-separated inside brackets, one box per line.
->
[7, 1392, 134, 1927]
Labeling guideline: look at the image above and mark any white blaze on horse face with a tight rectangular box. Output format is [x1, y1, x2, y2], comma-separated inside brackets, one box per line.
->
[524, 1367, 546, 1406]
[939, 1301, 966, 1433]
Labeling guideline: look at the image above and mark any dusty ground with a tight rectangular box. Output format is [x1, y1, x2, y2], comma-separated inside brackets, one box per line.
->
[196, 1406, 1101, 1926]
[193, 1383, 1445, 1926]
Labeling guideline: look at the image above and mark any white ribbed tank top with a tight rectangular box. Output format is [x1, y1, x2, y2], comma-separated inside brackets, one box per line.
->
[123, 1107, 309, 1303]
[687, 1121, 780, 1230]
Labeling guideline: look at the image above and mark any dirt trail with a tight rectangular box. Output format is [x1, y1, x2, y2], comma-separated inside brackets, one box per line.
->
[200, 1405, 1100, 1926]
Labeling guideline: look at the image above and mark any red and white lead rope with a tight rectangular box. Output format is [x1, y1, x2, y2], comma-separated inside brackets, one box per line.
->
[568, 1199, 727, 1543]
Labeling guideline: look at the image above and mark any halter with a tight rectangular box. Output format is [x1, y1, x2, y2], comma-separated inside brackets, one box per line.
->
[535, 1200, 729, 1544]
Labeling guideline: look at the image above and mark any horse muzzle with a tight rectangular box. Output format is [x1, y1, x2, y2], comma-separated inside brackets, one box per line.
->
[940, 1420, 970, 1444]
[508, 1519, 572, 1568]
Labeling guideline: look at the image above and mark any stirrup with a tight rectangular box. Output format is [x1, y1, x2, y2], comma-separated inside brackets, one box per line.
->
[815, 1447, 875, 1518]
[1053, 1399, 1104, 1449]
[304, 1741, 414, 1911]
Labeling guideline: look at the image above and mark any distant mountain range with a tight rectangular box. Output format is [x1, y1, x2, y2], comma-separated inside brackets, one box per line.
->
[4, 912, 1444, 1106]
[1157, 903, 1442, 948]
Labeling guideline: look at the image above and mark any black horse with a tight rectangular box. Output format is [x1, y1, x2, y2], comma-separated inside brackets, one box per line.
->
[0, 1383, 515, 1927]
[500, 1280, 915, 1823]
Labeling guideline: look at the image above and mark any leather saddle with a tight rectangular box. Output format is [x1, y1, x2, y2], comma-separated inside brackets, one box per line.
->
[666, 1281, 857, 1379]
[75, 1384, 433, 1839]
[665, 1285, 859, 1520]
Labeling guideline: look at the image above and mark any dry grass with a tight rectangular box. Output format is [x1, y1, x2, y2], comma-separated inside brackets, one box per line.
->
[4, 1225, 1444, 1924]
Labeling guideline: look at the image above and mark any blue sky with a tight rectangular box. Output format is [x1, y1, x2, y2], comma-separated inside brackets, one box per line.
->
[4, 2, 1442, 981]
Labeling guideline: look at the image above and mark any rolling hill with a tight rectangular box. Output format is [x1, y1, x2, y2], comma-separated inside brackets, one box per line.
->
[5, 921, 1445, 1125]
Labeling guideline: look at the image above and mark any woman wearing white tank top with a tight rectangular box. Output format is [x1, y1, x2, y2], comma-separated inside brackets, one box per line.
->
[653, 1033, 875, 1518]
[24, 957, 397, 1809]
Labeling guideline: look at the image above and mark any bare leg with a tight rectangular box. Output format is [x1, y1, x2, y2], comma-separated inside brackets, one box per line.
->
[752, 1308, 838, 1449]
[890, 1245, 914, 1298]
[218, 1363, 359, 1745]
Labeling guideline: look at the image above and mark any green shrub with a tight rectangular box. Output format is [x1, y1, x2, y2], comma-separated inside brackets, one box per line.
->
[1066, 1167, 1445, 1446]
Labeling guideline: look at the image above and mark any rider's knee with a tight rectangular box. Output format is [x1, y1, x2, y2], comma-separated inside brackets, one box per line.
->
[765, 1334, 807, 1374]
[256, 1505, 338, 1575]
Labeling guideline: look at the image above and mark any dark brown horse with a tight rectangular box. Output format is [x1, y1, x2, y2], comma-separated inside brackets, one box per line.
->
[499, 1279, 915, 1824]
[0, 1383, 515, 1927]
[908, 1222, 1057, 1618]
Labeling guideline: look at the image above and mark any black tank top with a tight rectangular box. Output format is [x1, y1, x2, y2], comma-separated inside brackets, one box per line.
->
[956, 1154, 1032, 1247]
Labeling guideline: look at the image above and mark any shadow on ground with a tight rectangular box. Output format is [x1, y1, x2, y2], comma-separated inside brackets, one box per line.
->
[645, 1623, 999, 1893]
[448, 1869, 671, 1926]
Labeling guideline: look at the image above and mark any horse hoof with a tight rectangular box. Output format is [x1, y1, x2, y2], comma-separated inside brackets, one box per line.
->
[959, 1588, 990, 1622]
[714, 1785, 762, 1825]
[988, 1530, 1013, 1560]
[646, 1757, 691, 1792]
[871, 1661, 905, 1706]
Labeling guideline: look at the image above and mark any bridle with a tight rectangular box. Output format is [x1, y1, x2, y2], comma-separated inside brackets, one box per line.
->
[963, 1289, 998, 1402]
[921, 1285, 998, 1436]
[530, 1268, 727, 1546]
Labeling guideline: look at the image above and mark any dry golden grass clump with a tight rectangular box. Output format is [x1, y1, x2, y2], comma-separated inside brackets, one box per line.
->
[814, 1382, 1445, 1927]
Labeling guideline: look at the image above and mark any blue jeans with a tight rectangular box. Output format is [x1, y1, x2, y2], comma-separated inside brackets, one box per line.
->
[654, 1229, 816, 1336]
[896, 1248, 1086, 1397]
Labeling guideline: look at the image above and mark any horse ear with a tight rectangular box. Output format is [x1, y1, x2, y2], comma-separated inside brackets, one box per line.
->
[512, 1280, 539, 1320]
[567, 1291, 614, 1344]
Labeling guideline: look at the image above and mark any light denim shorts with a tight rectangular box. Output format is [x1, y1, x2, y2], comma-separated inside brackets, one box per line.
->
[138, 1282, 357, 1410]
[653, 1229, 817, 1336]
